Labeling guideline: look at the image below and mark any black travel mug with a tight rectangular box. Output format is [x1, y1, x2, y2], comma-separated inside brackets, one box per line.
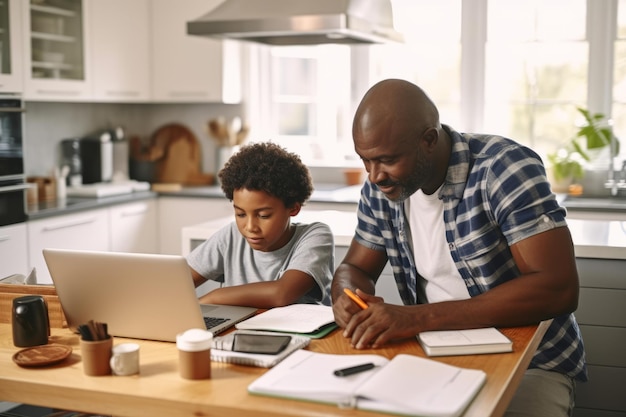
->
[12, 295, 50, 347]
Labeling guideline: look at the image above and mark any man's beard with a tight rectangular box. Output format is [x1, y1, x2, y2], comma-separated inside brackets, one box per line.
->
[381, 154, 433, 202]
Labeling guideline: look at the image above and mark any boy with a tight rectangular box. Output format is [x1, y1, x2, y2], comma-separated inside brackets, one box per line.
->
[187, 142, 334, 308]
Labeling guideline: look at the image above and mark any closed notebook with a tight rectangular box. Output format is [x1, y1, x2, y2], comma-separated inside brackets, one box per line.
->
[211, 330, 310, 368]
[235, 304, 337, 338]
[248, 350, 486, 417]
[418, 327, 513, 357]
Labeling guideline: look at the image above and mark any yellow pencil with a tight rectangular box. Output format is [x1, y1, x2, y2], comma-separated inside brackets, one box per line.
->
[343, 288, 368, 310]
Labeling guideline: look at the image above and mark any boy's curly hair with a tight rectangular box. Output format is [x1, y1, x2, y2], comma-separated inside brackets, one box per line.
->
[219, 142, 313, 208]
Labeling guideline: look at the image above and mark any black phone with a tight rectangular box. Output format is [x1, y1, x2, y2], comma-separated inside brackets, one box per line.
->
[231, 333, 292, 355]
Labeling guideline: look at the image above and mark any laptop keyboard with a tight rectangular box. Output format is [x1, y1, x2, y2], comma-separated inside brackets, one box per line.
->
[204, 316, 228, 330]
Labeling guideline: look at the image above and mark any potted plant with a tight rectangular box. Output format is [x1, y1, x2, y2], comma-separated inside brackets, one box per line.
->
[547, 107, 619, 192]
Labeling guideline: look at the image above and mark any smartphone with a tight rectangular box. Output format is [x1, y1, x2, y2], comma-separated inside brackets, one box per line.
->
[232, 333, 292, 355]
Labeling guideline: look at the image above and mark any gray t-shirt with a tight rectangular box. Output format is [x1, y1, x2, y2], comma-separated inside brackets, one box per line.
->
[187, 221, 334, 305]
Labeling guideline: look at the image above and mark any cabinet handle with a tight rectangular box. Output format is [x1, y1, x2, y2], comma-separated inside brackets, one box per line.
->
[0, 183, 31, 193]
[0, 235, 10, 242]
[168, 91, 208, 98]
[36, 90, 82, 96]
[42, 216, 97, 231]
[120, 207, 148, 217]
[106, 91, 141, 97]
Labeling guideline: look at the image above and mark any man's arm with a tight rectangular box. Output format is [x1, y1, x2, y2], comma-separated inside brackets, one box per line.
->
[342, 226, 580, 349]
[331, 239, 388, 327]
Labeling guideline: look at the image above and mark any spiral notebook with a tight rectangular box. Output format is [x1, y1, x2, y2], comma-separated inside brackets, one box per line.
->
[211, 330, 310, 367]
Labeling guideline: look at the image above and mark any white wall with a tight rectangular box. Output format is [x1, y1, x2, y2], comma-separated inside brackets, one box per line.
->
[23, 101, 245, 178]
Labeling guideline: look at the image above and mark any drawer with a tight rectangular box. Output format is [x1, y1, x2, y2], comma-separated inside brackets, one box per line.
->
[576, 288, 626, 327]
[577, 258, 626, 289]
[575, 365, 626, 412]
[579, 325, 626, 367]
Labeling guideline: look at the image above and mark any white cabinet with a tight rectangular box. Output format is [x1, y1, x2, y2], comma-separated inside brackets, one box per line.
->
[22, 0, 92, 101]
[150, 0, 241, 103]
[158, 196, 232, 255]
[109, 199, 158, 254]
[0, 223, 28, 278]
[573, 258, 626, 417]
[90, 0, 150, 102]
[27, 207, 109, 284]
[0, 0, 23, 93]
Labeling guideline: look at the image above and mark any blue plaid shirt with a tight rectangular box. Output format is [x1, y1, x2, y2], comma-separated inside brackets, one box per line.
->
[354, 125, 587, 381]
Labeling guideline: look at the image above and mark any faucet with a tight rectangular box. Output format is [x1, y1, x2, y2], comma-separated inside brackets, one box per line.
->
[605, 160, 626, 196]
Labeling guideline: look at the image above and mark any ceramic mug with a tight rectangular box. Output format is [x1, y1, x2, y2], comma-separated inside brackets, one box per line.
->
[109, 343, 140, 376]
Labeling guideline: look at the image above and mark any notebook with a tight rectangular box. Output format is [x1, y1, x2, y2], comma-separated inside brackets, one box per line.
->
[42, 248, 257, 342]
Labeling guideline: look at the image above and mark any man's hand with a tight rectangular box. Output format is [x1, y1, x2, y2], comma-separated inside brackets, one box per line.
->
[342, 296, 421, 349]
[332, 288, 382, 328]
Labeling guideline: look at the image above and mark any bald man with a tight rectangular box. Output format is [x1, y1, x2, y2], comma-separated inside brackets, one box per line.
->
[331, 79, 586, 417]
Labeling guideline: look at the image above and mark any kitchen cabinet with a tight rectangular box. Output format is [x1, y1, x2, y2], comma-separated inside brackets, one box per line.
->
[150, 0, 241, 103]
[22, 0, 92, 101]
[0, 223, 28, 278]
[158, 196, 232, 255]
[109, 199, 158, 254]
[89, 0, 150, 102]
[27, 207, 109, 284]
[0, 0, 23, 93]
[572, 258, 626, 417]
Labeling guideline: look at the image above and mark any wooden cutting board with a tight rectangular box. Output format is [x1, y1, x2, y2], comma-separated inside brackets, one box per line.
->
[151, 124, 214, 185]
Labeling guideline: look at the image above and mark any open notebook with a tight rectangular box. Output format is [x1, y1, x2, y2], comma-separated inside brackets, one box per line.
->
[43, 248, 256, 342]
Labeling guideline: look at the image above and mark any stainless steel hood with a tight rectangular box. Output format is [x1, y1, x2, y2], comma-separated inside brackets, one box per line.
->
[187, 0, 403, 45]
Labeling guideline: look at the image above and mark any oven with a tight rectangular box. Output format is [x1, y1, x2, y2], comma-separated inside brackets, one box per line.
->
[0, 94, 27, 226]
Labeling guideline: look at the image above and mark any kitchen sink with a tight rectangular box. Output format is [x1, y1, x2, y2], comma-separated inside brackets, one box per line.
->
[561, 195, 626, 211]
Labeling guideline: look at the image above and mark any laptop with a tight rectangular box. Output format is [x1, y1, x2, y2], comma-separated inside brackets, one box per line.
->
[42, 248, 257, 342]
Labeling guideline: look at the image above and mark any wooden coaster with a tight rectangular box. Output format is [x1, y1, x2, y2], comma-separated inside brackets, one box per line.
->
[12, 344, 72, 367]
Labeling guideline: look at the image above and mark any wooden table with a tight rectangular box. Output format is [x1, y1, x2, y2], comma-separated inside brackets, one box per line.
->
[0, 321, 549, 417]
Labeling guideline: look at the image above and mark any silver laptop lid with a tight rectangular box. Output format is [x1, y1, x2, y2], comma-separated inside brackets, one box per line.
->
[43, 248, 256, 342]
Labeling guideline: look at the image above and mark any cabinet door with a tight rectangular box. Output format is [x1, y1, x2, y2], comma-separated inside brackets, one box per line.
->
[150, 0, 241, 103]
[27, 208, 109, 284]
[109, 199, 158, 254]
[0, 223, 28, 278]
[22, 0, 92, 101]
[0, 0, 23, 93]
[158, 197, 233, 255]
[90, 0, 150, 102]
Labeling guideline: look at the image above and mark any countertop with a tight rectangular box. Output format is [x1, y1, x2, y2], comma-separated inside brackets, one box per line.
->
[27, 190, 158, 221]
[183, 212, 626, 261]
[157, 183, 363, 203]
[25, 182, 626, 224]
[26, 184, 362, 221]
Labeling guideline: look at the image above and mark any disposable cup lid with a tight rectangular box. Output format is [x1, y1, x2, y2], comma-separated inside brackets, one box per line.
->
[176, 328, 213, 351]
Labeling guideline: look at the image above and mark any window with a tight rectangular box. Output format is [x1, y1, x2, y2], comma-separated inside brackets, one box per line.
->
[248, 0, 622, 169]
[484, 0, 587, 157]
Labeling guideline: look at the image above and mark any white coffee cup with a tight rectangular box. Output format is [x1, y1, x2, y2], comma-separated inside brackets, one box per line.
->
[109, 343, 140, 376]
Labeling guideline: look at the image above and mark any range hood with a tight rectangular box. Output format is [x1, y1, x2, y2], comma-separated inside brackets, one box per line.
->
[187, 0, 403, 46]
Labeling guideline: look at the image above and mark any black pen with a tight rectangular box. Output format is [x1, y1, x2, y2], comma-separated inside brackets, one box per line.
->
[333, 362, 376, 377]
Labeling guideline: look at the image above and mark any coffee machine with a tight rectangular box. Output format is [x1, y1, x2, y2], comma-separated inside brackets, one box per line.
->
[80, 131, 113, 184]
[79, 126, 127, 184]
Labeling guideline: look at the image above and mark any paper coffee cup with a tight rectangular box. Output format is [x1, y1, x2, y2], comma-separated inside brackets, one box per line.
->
[176, 329, 212, 379]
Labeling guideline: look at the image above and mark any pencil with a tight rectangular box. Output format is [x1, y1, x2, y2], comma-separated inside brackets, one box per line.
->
[343, 288, 368, 310]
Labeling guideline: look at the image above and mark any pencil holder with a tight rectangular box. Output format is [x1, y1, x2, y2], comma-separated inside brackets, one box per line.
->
[80, 337, 113, 376]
